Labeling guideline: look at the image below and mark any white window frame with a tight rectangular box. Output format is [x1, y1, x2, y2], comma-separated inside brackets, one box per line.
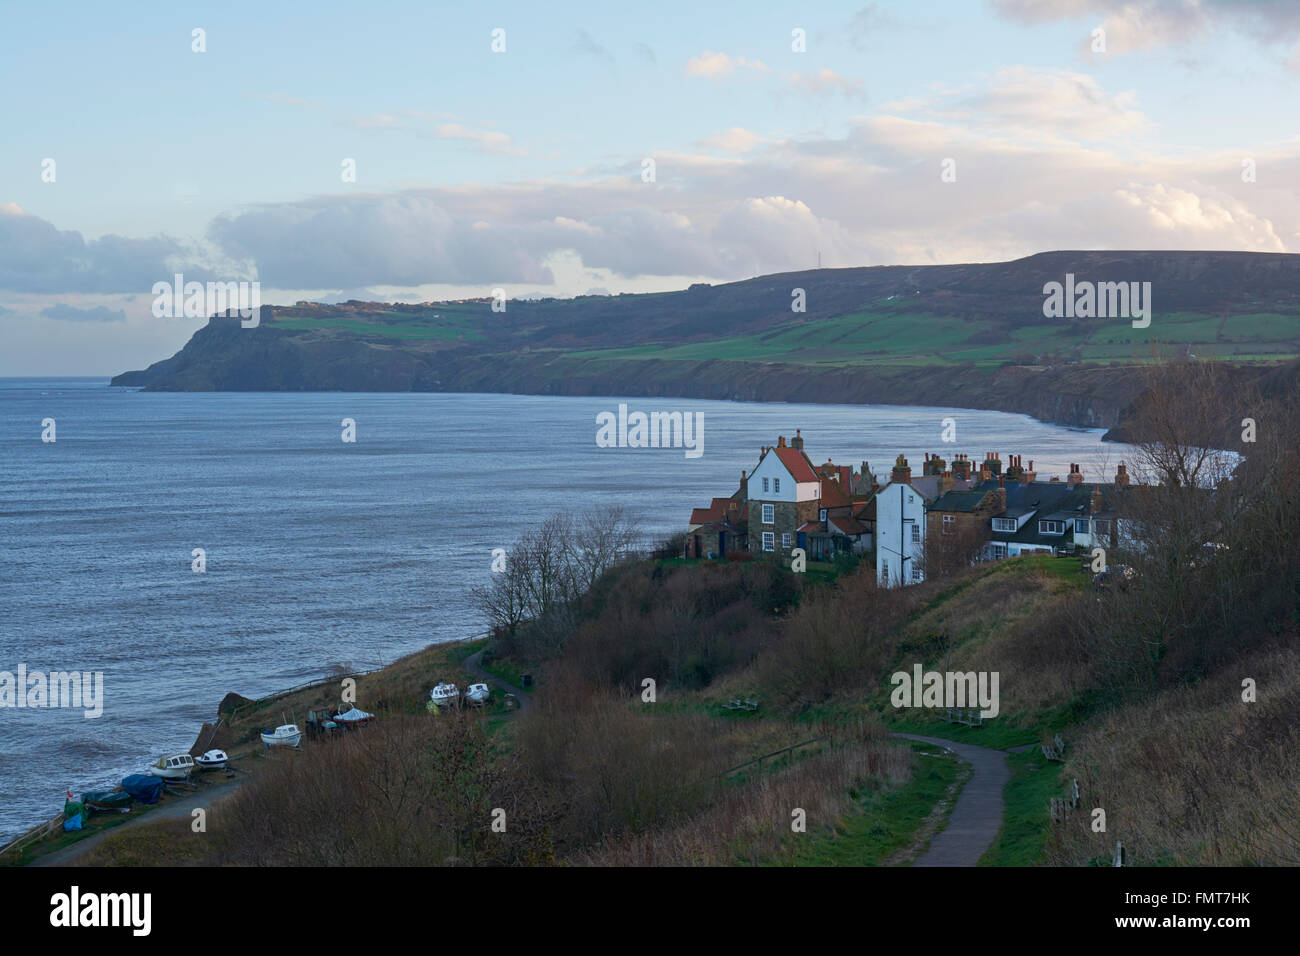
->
[992, 518, 1017, 533]
[762, 532, 775, 552]
[819, 508, 827, 522]
[881, 558, 889, 581]
[1039, 519, 1064, 535]
[942, 514, 955, 535]
[762, 477, 769, 493]
[773, 478, 780, 493]
[781, 533, 791, 549]
[911, 566, 922, 582]
[762, 503, 775, 524]
[911, 524, 921, 544]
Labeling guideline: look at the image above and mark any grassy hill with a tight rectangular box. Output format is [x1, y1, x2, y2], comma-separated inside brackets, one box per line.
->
[112, 251, 1300, 433]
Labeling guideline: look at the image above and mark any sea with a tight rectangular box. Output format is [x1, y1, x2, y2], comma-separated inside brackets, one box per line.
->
[0, 378, 1139, 842]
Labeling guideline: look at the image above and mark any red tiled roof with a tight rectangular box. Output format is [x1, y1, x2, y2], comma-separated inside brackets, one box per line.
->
[773, 446, 819, 483]
[797, 521, 823, 533]
[819, 476, 852, 508]
[689, 496, 735, 525]
[830, 515, 866, 535]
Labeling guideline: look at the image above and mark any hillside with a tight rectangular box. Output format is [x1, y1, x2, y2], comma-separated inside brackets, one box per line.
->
[112, 251, 1300, 432]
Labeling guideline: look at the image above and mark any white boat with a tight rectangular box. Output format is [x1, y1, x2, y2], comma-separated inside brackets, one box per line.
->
[430, 683, 460, 708]
[260, 724, 302, 748]
[195, 749, 228, 770]
[147, 753, 195, 780]
[464, 683, 491, 706]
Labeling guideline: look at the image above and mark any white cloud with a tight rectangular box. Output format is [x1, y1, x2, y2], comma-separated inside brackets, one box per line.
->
[698, 127, 762, 153]
[685, 50, 769, 78]
[787, 69, 865, 99]
[435, 123, 523, 154]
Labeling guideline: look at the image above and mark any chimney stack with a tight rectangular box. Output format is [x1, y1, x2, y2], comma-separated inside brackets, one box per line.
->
[1068, 463, 1084, 487]
[740, 469, 748, 499]
[777, 435, 787, 448]
[791, 429, 804, 451]
[1024, 459, 1036, 484]
[952, 454, 972, 480]
[1005, 454, 1025, 483]
[890, 454, 912, 486]
[1115, 462, 1130, 488]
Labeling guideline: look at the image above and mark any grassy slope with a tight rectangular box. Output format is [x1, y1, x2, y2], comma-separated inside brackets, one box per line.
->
[269, 301, 1299, 368]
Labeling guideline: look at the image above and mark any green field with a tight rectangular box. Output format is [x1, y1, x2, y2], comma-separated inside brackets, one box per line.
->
[568, 305, 1299, 368]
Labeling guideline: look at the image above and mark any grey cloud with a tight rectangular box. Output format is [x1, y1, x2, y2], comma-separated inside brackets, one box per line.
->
[0, 206, 205, 294]
[40, 303, 127, 322]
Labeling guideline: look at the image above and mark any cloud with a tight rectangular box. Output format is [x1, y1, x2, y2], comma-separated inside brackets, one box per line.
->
[435, 123, 523, 154]
[685, 50, 769, 78]
[40, 303, 127, 322]
[993, 0, 1300, 62]
[698, 127, 762, 153]
[961, 67, 1145, 139]
[574, 29, 614, 62]
[787, 69, 866, 99]
[0, 204, 206, 294]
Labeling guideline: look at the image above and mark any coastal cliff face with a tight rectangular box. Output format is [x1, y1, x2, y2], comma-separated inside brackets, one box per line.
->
[112, 315, 1142, 432]
[111, 250, 1300, 437]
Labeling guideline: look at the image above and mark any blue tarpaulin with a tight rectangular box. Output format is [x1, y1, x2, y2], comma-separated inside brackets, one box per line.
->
[121, 774, 164, 805]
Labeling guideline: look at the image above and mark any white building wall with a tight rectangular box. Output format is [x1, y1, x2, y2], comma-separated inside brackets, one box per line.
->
[875, 482, 927, 587]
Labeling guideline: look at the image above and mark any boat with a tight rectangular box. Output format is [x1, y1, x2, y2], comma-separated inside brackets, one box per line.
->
[464, 683, 491, 706]
[260, 724, 302, 748]
[334, 706, 375, 726]
[430, 683, 460, 708]
[147, 753, 195, 780]
[195, 749, 228, 770]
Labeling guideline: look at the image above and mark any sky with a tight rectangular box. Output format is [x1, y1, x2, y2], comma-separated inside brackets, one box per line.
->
[3, 0, 1300, 374]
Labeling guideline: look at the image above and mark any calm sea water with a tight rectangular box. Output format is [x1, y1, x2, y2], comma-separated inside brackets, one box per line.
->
[0, 378, 1137, 841]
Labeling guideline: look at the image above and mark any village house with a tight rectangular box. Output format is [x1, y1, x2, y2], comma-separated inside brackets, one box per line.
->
[686, 435, 1134, 582]
[685, 431, 875, 560]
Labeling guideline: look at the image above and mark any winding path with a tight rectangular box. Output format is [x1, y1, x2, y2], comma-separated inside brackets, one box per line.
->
[464, 649, 529, 711]
[892, 733, 1012, 867]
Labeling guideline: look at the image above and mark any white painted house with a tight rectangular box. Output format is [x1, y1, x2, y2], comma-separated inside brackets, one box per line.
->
[875, 455, 930, 587]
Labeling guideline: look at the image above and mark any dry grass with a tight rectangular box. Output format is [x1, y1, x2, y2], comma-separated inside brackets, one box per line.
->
[578, 721, 909, 866]
[1048, 644, 1300, 866]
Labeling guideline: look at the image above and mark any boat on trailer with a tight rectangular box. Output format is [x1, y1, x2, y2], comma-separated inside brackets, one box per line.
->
[260, 724, 302, 748]
[430, 683, 460, 708]
[195, 749, 229, 770]
[464, 683, 491, 706]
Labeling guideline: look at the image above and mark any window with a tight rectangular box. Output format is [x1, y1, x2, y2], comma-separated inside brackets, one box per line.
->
[942, 514, 955, 535]
[992, 518, 1017, 533]
[762, 532, 775, 552]
[762, 477, 769, 493]
[762, 504, 775, 524]
[911, 524, 921, 544]
[881, 558, 889, 581]
[1075, 518, 1088, 534]
[907, 494, 914, 504]
[1039, 519, 1064, 535]
[911, 567, 922, 582]
[1095, 519, 1111, 535]
[819, 508, 827, 522]
[989, 543, 1008, 560]
[773, 478, 780, 493]
[781, 533, 791, 548]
